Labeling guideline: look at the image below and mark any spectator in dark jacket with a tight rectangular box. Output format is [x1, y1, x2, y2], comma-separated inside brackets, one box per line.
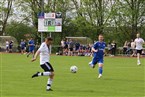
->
[111, 41, 117, 56]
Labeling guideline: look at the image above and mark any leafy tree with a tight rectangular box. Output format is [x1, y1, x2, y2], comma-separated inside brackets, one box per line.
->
[5, 21, 36, 43]
[110, 0, 145, 39]
[0, 0, 13, 35]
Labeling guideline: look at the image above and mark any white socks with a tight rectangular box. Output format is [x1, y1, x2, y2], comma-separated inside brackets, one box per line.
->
[38, 72, 52, 76]
[47, 78, 53, 89]
[36, 72, 53, 90]
[137, 59, 141, 65]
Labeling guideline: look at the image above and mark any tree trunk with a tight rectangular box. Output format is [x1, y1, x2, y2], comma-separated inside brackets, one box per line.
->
[0, 0, 13, 35]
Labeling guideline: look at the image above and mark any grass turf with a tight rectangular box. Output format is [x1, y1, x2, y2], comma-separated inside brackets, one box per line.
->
[0, 53, 144, 97]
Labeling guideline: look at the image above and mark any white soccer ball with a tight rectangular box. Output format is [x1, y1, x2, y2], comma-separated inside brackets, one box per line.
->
[70, 66, 78, 73]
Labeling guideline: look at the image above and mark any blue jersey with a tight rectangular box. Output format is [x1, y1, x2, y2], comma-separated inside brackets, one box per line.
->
[29, 40, 35, 49]
[20, 42, 25, 48]
[93, 41, 106, 59]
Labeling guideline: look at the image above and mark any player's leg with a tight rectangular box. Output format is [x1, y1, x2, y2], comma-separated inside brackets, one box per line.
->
[31, 70, 52, 78]
[137, 50, 142, 65]
[70, 48, 73, 56]
[98, 59, 104, 78]
[47, 72, 54, 91]
[89, 57, 97, 68]
[27, 51, 31, 57]
[27, 48, 32, 57]
[32, 62, 54, 91]
[32, 50, 35, 58]
[131, 49, 136, 57]
[32, 63, 53, 77]
[6, 46, 8, 52]
[21, 48, 24, 54]
[21, 48, 22, 54]
[32, 71, 54, 91]
[98, 63, 103, 78]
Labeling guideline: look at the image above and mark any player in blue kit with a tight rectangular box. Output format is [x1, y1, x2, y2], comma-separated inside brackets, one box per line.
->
[89, 34, 106, 78]
[20, 39, 26, 54]
[27, 38, 35, 58]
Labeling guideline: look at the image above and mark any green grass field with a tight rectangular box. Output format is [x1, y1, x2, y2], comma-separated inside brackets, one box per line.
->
[0, 53, 144, 97]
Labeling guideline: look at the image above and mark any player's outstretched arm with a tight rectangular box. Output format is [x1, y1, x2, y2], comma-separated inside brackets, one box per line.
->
[31, 50, 40, 62]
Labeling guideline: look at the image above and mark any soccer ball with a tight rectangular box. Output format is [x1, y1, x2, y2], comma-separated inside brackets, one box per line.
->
[70, 66, 78, 73]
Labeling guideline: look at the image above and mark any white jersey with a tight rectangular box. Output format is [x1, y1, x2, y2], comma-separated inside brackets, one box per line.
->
[38, 42, 50, 64]
[131, 42, 135, 49]
[61, 40, 65, 47]
[134, 38, 144, 50]
[6, 41, 9, 47]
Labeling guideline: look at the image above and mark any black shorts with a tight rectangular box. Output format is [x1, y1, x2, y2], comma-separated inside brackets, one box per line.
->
[40, 62, 54, 72]
[64, 45, 68, 49]
[9, 46, 12, 49]
[69, 48, 73, 51]
[136, 50, 142, 54]
[21, 47, 25, 50]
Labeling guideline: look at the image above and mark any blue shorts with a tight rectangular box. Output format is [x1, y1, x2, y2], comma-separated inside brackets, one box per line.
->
[91, 57, 104, 65]
[21, 47, 25, 50]
[9, 46, 12, 49]
[29, 48, 34, 52]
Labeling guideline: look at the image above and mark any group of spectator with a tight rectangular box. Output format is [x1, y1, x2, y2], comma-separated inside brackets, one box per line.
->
[5, 38, 39, 56]
[123, 40, 134, 56]
[19, 39, 27, 54]
[5, 39, 27, 53]
[60, 39, 145, 57]
[5, 40, 14, 53]
[123, 40, 145, 56]
[4, 38, 144, 57]
[60, 39, 118, 57]
[60, 39, 92, 56]
[18, 38, 39, 57]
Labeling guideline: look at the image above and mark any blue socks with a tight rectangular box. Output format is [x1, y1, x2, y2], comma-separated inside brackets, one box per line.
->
[99, 67, 103, 74]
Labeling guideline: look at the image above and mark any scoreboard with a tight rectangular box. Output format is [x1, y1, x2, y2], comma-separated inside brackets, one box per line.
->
[38, 12, 62, 32]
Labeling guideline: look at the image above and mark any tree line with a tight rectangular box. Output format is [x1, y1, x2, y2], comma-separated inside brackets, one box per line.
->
[0, 0, 145, 46]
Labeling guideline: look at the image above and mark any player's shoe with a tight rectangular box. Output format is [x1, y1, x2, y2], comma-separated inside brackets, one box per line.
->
[32, 72, 40, 78]
[89, 62, 95, 68]
[137, 61, 141, 66]
[98, 74, 102, 79]
[46, 88, 53, 91]
[27, 54, 29, 57]
[137, 63, 141, 65]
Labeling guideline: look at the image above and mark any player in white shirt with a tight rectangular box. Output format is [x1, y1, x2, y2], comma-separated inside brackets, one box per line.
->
[134, 33, 145, 65]
[6, 40, 9, 52]
[31, 37, 54, 91]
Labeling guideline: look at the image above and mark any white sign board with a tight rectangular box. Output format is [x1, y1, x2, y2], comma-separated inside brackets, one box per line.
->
[38, 12, 62, 32]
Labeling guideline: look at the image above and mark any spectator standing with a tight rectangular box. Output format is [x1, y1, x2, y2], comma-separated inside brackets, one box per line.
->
[63, 39, 69, 55]
[75, 42, 80, 51]
[27, 38, 35, 58]
[123, 41, 128, 54]
[85, 44, 92, 56]
[9, 40, 13, 53]
[78, 44, 83, 56]
[111, 41, 117, 56]
[60, 39, 65, 55]
[5, 40, 9, 52]
[131, 39, 136, 57]
[107, 42, 112, 56]
[24, 40, 27, 54]
[61, 39, 65, 48]
[126, 41, 131, 55]
[20, 39, 26, 54]
[68, 39, 74, 56]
